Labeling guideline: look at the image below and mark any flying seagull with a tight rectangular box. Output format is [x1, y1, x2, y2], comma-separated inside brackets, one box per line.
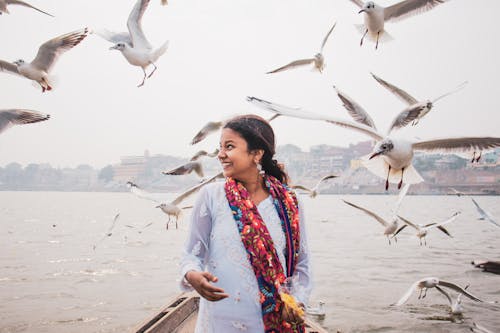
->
[267, 21, 336, 74]
[350, 0, 450, 49]
[0, 28, 89, 92]
[93, 213, 121, 250]
[162, 161, 204, 178]
[247, 95, 500, 190]
[0, 0, 53, 16]
[393, 277, 483, 306]
[0, 109, 49, 134]
[190, 149, 219, 161]
[371, 73, 467, 128]
[342, 183, 410, 244]
[394, 211, 460, 246]
[97, 0, 169, 87]
[292, 174, 338, 198]
[471, 198, 499, 228]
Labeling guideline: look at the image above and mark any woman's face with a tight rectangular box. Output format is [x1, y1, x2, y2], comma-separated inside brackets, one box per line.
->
[218, 128, 261, 181]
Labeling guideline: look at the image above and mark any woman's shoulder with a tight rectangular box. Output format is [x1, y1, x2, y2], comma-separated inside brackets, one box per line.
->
[199, 180, 226, 200]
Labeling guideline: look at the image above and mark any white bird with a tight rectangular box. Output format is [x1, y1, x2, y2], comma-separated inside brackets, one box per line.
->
[438, 283, 469, 315]
[393, 277, 483, 306]
[162, 161, 204, 178]
[342, 183, 410, 245]
[247, 95, 500, 190]
[371, 73, 467, 128]
[471, 198, 499, 228]
[125, 221, 153, 234]
[97, 0, 169, 87]
[305, 301, 326, 320]
[0, 109, 49, 134]
[0, 28, 89, 92]
[394, 211, 460, 246]
[93, 213, 121, 250]
[267, 21, 336, 74]
[127, 173, 222, 229]
[0, 0, 53, 16]
[350, 0, 450, 49]
[190, 149, 219, 161]
[292, 174, 338, 198]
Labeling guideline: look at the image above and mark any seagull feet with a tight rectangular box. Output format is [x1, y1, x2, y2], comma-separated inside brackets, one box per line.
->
[137, 80, 146, 88]
[375, 32, 380, 50]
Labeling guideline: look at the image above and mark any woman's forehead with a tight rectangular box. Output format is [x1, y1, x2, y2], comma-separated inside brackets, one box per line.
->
[220, 128, 245, 143]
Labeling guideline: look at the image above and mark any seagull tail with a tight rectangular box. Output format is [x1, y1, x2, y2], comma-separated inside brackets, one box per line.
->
[152, 41, 169, 62]
[361, 155, 423, 185]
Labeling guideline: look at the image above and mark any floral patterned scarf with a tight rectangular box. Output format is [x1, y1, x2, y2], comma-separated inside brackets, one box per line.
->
[225, 175, 304, 333]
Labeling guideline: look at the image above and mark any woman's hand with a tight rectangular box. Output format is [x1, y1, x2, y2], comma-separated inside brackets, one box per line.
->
[185, 271, 229, 302]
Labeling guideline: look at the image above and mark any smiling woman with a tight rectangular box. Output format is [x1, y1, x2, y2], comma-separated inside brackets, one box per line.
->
[179, 114, 312, 332]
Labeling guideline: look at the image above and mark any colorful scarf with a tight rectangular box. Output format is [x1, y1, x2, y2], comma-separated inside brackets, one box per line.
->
[225, 175, 304, 333]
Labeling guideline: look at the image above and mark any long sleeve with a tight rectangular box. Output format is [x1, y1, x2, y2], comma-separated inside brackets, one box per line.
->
[290, 198, 313, 306]
[179, 185, 213, 291]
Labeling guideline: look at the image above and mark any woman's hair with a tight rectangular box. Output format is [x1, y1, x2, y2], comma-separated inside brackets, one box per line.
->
[223, 114, 288, 184]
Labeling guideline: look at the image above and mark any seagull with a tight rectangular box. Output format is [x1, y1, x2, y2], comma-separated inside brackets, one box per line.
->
[97, 0, 169, 87]
[448, 187, 465, 197]
[393, 277, 483, 306]
[125, 221, 153, 234]
[190, 114, 281, 145]
[342, 183, 410, 245]
[438, 283, 469, 315]
[0, 109, 49, 134]
[305, 301, 326, 320]
[93, 213, 120, 250]
[128, 173, 223, 229]
[292, 174, 338, 198]
[394, 211, 460, 246]
[246, 95, 500, 190]
[471, 198, 499, 228]
[190, 149, 219, 161]
[267, 21, 336, 74]
[371, 73, 467, 127]
[0, 28, 89, 92]
[162, 161, 204, 178]
[0, 0, 53, 16]
[350, 0, 450, 49]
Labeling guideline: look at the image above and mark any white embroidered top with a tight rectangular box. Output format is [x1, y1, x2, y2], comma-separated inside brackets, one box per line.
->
[180, 181, 312, 333]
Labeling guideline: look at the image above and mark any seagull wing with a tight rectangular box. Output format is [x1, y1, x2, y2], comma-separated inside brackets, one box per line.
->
[434, 285, 453, 306]
[291, 185, 313, 195]
[334, 86, 377, 130]
[31, 28, 89, 73]
[190, 150, 208, 161]
[190, 121, 223, 145]
[128, 182, 159, 203]
[0, 109, 50, 134]
[172, 172, 222, 205]
[266, 58, 315, 74]
[314, 174, 338, 190]
[247, 96, 384, 141]
[349, 0, 365, 8]
[392, 224, 408, 237]
[387, 104, 426, 134]
[6, 0, 53, 16]
[127, 0, 152, 50]
[423, 212, 460, 234]
[95, 28, 132, 45]
[384, 0, 448, 22]
[397, 215, 420, 230]
[392, 183, 410, 217]
[0, 59, 21, 76]
[471, 198, 499, 227]
[393, 281, 419, 306]
[320, 21, 336, 52]
[438, 280, 483, 302]
[412, 137, 500, 154]
[370, 73, 418, 105]
[163, 162, 204, 177]
[106, 213, 121, 234]
[342, 199, 389, 227]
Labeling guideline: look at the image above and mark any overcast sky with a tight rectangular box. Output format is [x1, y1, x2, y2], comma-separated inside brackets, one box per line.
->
[0, 0, 499, 168]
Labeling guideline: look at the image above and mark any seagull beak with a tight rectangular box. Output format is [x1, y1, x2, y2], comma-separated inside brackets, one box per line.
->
[109, 45, 118, 50]
[155, 205, 160, 208]
[358, 9, 366, 14]
[369, 151, 382, 159]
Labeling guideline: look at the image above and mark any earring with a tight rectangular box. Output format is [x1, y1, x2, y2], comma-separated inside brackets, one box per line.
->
[257, 162, 265, 176]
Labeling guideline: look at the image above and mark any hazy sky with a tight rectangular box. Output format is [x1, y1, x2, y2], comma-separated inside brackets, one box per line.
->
[1, 0, 499, 168]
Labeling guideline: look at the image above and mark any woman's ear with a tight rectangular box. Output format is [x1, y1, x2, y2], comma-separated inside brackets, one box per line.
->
[253, 149, 264, 163]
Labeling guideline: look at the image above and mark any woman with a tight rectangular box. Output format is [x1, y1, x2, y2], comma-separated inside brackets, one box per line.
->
[180, 114, 312, 332]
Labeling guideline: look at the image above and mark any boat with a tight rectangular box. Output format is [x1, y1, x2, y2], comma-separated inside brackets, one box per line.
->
[472, 260, 500, 275]
[132, 292, 329, 333]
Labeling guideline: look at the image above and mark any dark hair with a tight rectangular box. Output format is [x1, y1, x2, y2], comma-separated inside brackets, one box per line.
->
[223, 114, 288, 184]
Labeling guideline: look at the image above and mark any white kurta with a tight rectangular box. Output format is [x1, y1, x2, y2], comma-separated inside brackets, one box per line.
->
[180, 181, 312, 333]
